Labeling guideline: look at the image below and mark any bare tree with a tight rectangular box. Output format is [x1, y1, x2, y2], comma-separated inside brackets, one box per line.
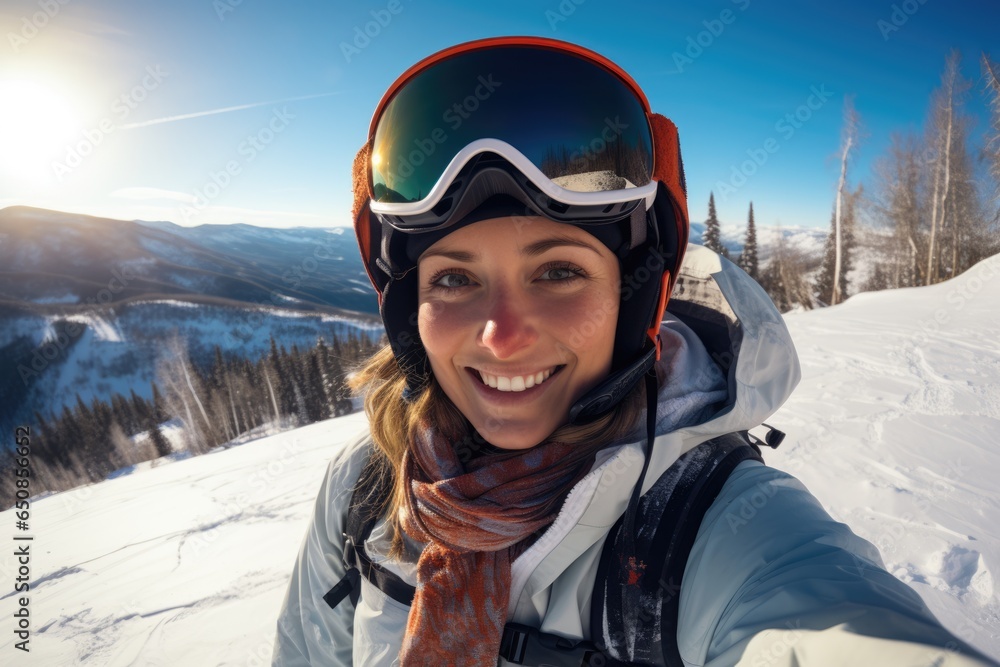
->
[157, 334, 216, 454]
[871, 134, 924, 288]
[758, 228, 815, 312]
[983, 52, 1000, 224]
[925, 51, 973, 284]
[830, 96, 862, 304]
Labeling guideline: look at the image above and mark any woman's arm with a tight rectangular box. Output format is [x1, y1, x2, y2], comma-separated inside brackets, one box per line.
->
[271, 432, 373, 666]
[678, 461, 997, 667]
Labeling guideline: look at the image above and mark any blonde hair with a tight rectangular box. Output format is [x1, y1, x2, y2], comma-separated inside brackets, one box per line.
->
[347, 344, 651, 554]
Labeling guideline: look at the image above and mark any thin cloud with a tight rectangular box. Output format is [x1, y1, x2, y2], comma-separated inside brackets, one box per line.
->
[119, 92, 340, 129]
[111, 187, 197, 203]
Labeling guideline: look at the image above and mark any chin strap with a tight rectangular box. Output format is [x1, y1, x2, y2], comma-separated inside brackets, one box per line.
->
[567, 346, 657, 425]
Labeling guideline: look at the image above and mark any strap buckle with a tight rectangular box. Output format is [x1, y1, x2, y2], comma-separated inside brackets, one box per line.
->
[499, 623, 604, 666]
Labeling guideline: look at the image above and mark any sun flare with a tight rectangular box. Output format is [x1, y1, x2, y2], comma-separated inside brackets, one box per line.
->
[0, 78, 81, 186]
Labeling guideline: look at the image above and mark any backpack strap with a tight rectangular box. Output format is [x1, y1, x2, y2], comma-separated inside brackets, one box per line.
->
[590, 432, 764, 666]
[323, 433, 766, 667]
[322, 451, 416, 610]
[656, 433, 763, 666]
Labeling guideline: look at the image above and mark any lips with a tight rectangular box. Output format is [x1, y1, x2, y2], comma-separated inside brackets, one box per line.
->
[467, 365, 565, 393]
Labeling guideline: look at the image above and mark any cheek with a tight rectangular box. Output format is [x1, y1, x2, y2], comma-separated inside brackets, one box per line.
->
[417, 300, 465, 359]
[556, 291, 619, 358]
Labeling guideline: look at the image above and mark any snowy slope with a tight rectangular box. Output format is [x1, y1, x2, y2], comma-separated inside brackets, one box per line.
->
[764, 253, 1000, 655]
[1, 301, 384, 438]
[2, 257, 999, 664]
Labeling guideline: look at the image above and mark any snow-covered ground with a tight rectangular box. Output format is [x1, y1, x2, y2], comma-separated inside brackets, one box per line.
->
[2, 256, 999, 664]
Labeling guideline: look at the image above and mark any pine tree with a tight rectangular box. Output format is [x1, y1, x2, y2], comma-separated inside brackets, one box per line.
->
[148, 422, 173, 458]
[304, 350, 330, 423]
[130, 389, 151, 431]
[702, 193, 729, 258]
[737, 202, 759, 280]
[151, 383, 167, 423]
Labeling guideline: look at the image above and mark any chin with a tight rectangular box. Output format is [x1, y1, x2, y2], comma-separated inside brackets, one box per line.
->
[469, 415, 561, 450]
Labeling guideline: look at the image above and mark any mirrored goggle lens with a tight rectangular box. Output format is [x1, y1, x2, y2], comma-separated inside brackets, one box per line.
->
[371, 46, 653, 204]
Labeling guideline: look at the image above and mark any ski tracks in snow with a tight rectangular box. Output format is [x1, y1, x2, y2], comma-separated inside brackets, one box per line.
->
[769, 294, 1000, 654]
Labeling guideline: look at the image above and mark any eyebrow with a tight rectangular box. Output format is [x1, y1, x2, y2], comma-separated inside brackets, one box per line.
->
[420, 236, 603, 262]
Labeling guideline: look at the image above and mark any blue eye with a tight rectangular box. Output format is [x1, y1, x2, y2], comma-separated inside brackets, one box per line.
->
[437, 273, 471, 287]
[539, 262, 586, 282]
[540, 267, 578, 281]
[428, 269, 474, 291]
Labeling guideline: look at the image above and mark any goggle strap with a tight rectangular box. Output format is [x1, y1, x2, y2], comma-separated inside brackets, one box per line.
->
[352, 142, 382, 305]
[629, 201, 647, 250]
[650, 114, 689, 224]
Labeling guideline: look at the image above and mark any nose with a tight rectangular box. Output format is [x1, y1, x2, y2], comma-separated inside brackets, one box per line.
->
[478, 287, 538, 359]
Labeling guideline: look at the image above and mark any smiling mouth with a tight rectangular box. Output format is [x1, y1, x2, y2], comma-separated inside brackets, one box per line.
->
[467, 365, 566, 392]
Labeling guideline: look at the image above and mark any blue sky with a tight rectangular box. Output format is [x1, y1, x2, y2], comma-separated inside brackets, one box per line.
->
[0, 0, 995, 229]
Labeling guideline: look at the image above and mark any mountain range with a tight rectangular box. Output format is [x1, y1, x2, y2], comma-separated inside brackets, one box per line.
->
[0, 206, 383, 435]
[0, 205, 835, 435]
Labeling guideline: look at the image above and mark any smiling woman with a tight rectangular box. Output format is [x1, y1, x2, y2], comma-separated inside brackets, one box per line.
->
[272, 36, 997, 667]
[0, 77, 81, 186]
[417, 216, 621, 450]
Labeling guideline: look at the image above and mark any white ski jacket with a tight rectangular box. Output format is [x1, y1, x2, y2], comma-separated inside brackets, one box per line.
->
[272, 245, 995, 667]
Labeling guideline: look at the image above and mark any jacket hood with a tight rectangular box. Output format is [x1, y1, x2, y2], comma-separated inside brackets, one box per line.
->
[664, 243, 801, 442]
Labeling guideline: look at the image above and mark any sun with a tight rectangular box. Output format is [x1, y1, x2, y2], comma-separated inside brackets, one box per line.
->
[0, 78, 81, 187]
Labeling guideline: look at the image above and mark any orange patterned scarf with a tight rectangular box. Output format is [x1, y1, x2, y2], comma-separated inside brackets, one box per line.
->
[398, 422, 596, 666]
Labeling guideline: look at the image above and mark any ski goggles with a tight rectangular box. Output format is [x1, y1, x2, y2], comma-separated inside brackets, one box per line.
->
[364, 37, 661, 226]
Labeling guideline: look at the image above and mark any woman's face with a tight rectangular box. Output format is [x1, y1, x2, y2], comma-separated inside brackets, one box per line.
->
[417, 216, 620, 450]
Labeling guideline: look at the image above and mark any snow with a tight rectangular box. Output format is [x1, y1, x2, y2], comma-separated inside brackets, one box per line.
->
[551, 170, 637, 191]
[61, 314, 124, 343]
[765, 253, 1000, 654]
[2, 256, 999, 662]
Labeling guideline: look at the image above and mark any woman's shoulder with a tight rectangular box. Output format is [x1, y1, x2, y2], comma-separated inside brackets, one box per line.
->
[313, 426, 378, 523]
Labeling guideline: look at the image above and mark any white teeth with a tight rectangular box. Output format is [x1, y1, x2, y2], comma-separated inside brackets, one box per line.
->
[476, 367, 559, 392]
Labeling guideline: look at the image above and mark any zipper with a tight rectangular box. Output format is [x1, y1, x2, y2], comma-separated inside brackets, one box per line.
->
[506, 442, 642, 618]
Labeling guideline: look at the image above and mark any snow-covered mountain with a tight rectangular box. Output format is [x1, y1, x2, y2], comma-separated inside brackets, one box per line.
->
[688, 219, 828, 264]
[0, 206, 377, 313]
[0, 206, 383, 435]
[1, 254, 997, 664]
